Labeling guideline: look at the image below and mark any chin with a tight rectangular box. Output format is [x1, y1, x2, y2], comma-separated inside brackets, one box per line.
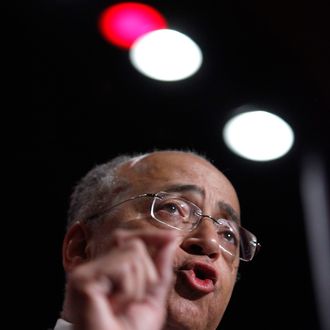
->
[164, 290, 222, 330]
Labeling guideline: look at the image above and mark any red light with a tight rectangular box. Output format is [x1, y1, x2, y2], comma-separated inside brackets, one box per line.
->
[98, 2, 167, 49]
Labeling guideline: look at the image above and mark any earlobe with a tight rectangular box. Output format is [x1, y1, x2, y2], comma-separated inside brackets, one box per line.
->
[62, 221, 90, 272]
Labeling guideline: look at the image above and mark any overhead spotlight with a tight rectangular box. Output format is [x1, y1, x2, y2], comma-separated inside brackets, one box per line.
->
[129, 28, 203, 81]
[223, 109, 295, 161]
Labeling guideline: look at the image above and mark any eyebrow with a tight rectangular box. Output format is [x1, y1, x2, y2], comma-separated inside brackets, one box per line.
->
[217, 201, 240, 224]
[162, 184, 240, 224]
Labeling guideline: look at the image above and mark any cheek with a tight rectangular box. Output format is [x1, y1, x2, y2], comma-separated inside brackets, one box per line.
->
[220, 256, 239, 281]
[218, 260, 239, 303]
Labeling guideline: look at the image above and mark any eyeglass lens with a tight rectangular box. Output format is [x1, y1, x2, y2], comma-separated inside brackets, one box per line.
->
[151, 193, 257, 261]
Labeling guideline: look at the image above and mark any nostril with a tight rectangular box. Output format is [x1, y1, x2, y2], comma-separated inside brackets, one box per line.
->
[189, 244, 204, 255]
[186, 243, 219, 259]
[208, 251, 219, 259]
[181, 236, 220, 259]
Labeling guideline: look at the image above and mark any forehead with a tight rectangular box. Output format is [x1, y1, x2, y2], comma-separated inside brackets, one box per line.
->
[117, 152, 240, 215]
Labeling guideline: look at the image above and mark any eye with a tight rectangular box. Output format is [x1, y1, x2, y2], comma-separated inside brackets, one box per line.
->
[216, 220, 239, 247]
[222, 230, 238, 245]
[153, 197, 191, 225]
[158, 199, 189, 215]
[161, 202, 179, 214]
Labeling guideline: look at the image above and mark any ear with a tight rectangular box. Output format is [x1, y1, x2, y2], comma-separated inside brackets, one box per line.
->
[62, 221, 91, 272]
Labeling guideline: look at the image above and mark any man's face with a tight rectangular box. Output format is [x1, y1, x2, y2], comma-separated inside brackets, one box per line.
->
[88, 152, 240, 330]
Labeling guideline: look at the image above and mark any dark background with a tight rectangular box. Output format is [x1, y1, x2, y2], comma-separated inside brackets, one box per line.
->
[10, 0, 329, 329]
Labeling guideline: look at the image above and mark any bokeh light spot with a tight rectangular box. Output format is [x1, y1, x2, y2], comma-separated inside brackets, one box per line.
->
[129, 29, 203, 81]
[223, 110, 295, 161]
[98, 2, 167, 49]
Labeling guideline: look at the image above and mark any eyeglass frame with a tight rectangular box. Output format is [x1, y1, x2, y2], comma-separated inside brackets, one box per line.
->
[89, 191, 260, 262]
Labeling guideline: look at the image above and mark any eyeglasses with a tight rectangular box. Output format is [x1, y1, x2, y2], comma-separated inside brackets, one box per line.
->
[104, 191, 260, 262]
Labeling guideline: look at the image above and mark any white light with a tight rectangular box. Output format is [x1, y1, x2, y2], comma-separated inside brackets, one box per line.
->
[223, 110, 295, 161]
[129, 29, 203, 81]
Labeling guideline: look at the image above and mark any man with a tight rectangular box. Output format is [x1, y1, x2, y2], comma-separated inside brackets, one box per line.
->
[54, 150, 259, 330]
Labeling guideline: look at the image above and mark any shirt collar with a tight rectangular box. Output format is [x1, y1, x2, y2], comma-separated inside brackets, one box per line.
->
[54, 318, 72, 330]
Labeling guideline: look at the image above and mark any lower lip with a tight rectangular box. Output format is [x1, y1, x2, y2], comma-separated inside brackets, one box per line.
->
[180, 269, 215, 293]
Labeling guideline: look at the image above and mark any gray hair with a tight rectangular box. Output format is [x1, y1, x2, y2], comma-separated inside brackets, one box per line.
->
[67, 153, 144, 227]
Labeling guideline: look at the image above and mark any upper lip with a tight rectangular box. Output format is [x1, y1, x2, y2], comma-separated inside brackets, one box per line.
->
[178, 260, 218, 284]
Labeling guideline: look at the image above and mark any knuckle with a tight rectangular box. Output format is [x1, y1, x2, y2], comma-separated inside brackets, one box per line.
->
[127, 238, 146, 252]
[111, 229, 127, 245]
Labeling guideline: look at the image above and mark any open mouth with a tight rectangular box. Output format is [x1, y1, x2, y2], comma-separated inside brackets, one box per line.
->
[193, 264, 217, 283]
[178, 261, 217, 293]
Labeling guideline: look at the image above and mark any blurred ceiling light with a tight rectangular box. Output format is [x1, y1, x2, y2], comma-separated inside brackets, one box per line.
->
[223, 110, 294, 161]
[129, 28, 203, 81]
[98, 2, 167, 49]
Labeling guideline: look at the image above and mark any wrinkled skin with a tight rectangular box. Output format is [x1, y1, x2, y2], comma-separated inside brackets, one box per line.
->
[61, 151, 240, 330]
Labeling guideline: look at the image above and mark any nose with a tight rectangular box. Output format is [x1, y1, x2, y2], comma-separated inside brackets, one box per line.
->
[180, 218, 220, 260]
